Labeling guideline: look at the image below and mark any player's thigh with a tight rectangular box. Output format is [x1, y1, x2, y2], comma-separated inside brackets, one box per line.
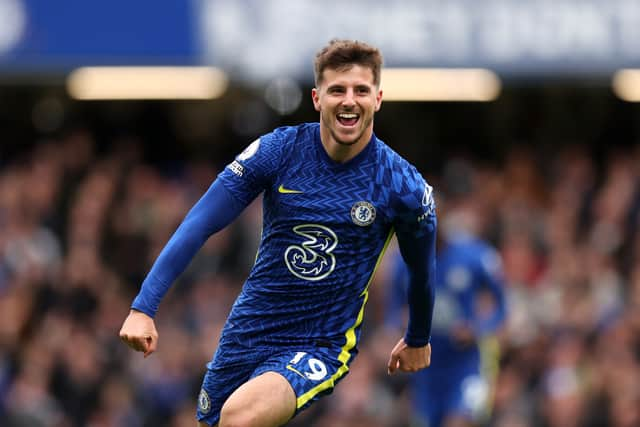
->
[253, 347, 346, 416]
[220, 371, 296, 427]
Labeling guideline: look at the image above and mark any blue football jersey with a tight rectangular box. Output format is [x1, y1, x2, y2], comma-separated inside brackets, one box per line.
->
[216, 123, 435, 358]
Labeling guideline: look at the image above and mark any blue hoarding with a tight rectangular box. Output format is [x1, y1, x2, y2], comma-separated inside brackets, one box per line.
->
[0, 0, 196, 71]
[1, 0, 640, 80]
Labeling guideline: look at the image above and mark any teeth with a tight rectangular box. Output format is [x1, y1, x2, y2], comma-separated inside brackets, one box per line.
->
[338, 113, 358, 119]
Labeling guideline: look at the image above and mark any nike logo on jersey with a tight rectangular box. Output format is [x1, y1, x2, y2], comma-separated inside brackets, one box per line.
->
[278, 184, 303, 194]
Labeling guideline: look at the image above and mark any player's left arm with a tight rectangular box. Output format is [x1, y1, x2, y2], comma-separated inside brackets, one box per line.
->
[387, 180, 437, 374]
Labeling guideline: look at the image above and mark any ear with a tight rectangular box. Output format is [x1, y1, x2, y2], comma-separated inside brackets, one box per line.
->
[311, 87, 321, 112]
[375, 89, 383, 112]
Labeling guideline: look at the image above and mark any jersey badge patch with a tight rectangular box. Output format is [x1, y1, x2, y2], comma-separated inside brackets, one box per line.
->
[351, 201, 376, 226]
[198, 389, 211, 414]
[237, 138, 260, 160]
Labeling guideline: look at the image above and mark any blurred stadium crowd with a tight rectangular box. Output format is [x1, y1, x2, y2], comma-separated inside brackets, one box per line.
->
[0, 126, 639, 427]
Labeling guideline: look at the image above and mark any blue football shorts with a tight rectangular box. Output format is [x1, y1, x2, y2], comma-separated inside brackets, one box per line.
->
[196, 345, 348, 426]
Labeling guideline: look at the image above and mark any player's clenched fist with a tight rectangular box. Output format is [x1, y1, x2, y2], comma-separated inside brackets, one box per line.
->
[119, 309, 158, 358]
[387, 338, 431, 374]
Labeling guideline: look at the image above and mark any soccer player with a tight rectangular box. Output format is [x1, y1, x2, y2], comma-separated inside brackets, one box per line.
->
[386, 160, 506, 427]
[119, 39, 437, 427]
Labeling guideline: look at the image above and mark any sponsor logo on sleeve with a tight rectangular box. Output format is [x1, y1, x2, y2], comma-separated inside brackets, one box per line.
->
[417, 183, 435, 223]
[227, 138, 259, 177]
[422, 183, 434, 209]
[227, 160, 244, 177]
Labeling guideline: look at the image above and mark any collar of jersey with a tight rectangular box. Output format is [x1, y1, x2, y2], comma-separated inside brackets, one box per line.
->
[313, 124, 376, 170]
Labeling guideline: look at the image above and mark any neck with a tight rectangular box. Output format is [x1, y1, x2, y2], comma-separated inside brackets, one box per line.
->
[319, 126, 373, 163]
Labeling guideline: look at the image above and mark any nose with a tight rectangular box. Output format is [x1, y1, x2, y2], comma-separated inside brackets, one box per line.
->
[342, 89, 356, 107]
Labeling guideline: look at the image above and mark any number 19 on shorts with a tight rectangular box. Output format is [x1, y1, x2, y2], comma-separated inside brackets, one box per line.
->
[287, 352, 328, 381]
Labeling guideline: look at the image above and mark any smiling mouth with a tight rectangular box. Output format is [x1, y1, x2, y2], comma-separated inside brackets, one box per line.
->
[337, 112, 359, 127]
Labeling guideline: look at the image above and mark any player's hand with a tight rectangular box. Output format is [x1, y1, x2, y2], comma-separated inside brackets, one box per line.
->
[119, 309, 158, 358]
[387, 338, 431, 374]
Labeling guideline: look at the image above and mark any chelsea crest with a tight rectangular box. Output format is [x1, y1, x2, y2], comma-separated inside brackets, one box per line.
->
[351, 201, 376, 226]
[198, 389, 211, 414]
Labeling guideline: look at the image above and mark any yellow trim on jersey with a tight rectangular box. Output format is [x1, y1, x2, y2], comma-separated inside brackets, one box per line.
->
[295, 229, 396, 409]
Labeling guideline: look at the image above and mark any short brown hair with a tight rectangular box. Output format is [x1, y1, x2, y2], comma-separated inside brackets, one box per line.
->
[314, 39, 383, 87]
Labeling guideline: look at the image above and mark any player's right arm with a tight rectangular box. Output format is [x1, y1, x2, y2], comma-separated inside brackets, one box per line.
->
[121, 130, 286, 356]
[120, 178, 247, 356]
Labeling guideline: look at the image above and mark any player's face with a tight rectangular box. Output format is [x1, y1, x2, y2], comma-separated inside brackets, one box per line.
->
[312, 65, 382, 148]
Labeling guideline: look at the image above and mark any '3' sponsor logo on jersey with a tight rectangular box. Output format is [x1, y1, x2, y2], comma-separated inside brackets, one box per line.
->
[284, 224, 337, 281]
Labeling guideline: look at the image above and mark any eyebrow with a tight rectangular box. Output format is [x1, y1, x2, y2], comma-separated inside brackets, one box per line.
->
[326, 83, 373, 91]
